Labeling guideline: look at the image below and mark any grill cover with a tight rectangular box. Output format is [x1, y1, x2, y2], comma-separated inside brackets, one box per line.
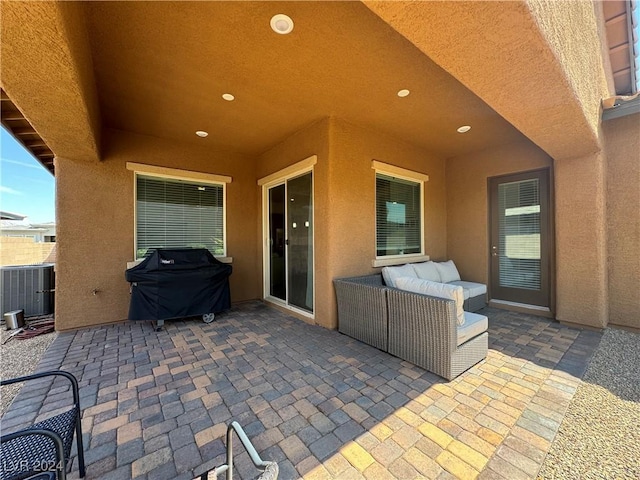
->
[125, 248, 232, 321]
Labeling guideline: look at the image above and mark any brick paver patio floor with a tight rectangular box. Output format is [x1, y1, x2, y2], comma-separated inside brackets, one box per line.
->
[0, 301, 602, 479]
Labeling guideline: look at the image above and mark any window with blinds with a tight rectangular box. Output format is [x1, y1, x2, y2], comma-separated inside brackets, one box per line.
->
[376, 173, 422, 257]
[498, 178, 541, 290]
[136, 175, 225, 259]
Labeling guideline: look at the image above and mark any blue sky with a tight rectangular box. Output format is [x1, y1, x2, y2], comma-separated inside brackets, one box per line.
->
[0, 126, 55, 223]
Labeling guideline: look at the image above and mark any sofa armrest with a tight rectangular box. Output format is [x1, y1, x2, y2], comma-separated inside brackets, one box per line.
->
[386, 288, 458, 376]
[334, 275, 388, 351]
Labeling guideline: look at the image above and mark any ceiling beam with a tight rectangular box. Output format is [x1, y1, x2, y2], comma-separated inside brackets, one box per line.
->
[11, 129, 40, 137]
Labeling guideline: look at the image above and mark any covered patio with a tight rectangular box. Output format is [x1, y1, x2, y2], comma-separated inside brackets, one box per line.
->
[2, 0, 638, 341]
[0, 304, 601, 479]
[1, 1, 638, 478]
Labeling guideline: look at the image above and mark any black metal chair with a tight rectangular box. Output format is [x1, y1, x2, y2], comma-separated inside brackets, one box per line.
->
[0, 371, 85, 480]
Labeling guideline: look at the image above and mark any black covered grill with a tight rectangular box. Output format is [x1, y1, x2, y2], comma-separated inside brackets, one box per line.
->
[125, 248, 232, 323]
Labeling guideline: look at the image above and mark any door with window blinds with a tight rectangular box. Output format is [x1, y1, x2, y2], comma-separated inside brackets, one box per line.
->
[489, 169, 551, 307]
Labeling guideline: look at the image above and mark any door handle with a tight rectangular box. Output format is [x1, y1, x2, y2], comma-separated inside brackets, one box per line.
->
[491, 245, 498, 256]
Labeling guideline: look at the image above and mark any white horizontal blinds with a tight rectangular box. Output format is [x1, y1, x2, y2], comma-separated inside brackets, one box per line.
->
[376, 173, 421, 257]
[498, 178, 541, 290]
[136, 175, 224, 258]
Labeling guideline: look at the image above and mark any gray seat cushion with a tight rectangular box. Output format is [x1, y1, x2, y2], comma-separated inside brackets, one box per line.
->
[448, 280, 487, 300]
[457, 311, 488, 346]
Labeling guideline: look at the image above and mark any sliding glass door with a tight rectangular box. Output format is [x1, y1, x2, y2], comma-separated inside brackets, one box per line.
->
[265, 171, 314, 313]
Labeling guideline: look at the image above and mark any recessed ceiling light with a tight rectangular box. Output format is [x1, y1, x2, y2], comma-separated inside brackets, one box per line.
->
[195, 131, 209, 137]
[457, 125, 472, 133]
[222, 93, 235, 101]
[271, 14, 294, 35]
[397, 89, 410, 98]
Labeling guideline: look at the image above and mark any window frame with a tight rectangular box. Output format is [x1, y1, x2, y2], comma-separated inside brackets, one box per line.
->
[127, 162, 232, 262]
[372, 160, 429, 267]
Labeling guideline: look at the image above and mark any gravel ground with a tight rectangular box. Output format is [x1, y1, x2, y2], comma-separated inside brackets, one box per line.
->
[0, 318, 58, 416]
[538, 327, 640, 480]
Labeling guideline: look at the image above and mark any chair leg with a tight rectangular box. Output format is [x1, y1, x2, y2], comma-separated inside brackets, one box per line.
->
[75, 409, 86, 478]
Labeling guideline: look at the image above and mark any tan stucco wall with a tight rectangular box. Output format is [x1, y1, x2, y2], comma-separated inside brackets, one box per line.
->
[365, 0, 615, 330]
[526, 0, 611, 141]
[257, 117, 446, 330]
[328, 118, 447, 272]
[257, 118, 332, 327]
[446, 141, 553, 286]
[325, 118, 447, 329]
[603, 113, 640, 329]
[554, 152, 608, 328]
[56, 115, 445, 332]
[55, 129, 258, 331]
[0, 237, 56, 266]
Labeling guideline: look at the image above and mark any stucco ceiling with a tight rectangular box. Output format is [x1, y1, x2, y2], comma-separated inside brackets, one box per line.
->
[85, 1, 526, 157]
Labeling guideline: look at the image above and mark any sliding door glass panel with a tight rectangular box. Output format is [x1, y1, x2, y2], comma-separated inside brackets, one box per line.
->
[287, 172, 313, 312]
[268, 184, 286, 300]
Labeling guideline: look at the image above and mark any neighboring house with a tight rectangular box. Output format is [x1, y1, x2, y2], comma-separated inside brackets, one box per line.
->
[0, 211, 57, 266]
[1, 1, 638, 332]
[1, 211, 56, 243]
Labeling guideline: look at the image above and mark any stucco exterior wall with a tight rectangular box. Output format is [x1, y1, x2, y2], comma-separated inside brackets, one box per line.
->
[257, 117, 446, 330]
[554, 152, 608, 328]
[55, 129, 258, 331]
[445, 141, 553, 285]
[603, 113, 640, 329]
[326, 119, 447, 329]
[526, 0, 610, 141]
[257, 118, 332, 327]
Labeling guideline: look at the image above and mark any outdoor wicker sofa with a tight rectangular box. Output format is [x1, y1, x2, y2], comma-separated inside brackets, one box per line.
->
[381, 260, 487, 313]
[334, 274, 488, 380]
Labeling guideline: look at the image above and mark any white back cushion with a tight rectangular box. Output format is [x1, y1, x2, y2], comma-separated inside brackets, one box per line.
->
[381, 264, 417, 288]
[435, 260, 461, 283]
[395, 276, 465, 325]
[411, 261, 442, 282]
